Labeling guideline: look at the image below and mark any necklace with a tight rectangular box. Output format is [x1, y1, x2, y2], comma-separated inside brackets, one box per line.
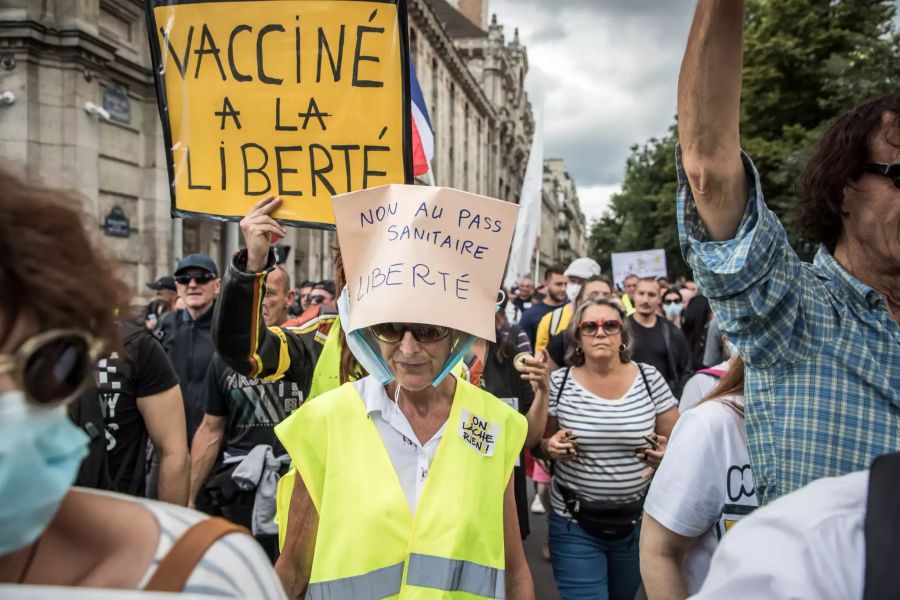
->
[17, 535, 42, 584]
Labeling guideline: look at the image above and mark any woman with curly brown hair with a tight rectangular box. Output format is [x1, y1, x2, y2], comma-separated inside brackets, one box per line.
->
[0, 170, 284, 596]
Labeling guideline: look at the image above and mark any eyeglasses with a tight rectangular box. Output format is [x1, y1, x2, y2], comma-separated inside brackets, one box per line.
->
[0, 329, 98, 408]
[174, 273, 216, 285]
[370, 323, 451, 344]
[577, 319, 623, 337]
[864, 163, 900, 189]
[309, 294, 329, 305]
[662, 299, 682, 305]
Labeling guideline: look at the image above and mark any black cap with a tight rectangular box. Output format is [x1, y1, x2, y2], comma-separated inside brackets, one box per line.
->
[174, 253, 218, 276]
[315, 280, 336, 296]
[146, 276, 176, 292]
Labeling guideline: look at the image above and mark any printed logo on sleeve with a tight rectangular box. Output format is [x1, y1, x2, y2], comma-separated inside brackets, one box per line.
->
[459, 409, 500, 457]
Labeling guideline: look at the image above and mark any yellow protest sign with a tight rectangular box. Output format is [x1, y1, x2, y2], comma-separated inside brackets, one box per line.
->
[333, 185, 519, 341]
[146, 0, 413, 227]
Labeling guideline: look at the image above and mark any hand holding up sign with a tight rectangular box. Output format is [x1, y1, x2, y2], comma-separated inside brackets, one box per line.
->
[241, 195, 286, 272]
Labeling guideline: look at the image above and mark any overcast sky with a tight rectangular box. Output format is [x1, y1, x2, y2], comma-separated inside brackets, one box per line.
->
[489, 0, 696, 222]
[489, 0, 900, 223]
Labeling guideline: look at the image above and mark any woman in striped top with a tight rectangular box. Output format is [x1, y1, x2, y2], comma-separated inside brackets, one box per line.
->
[540, 296, 679, 600]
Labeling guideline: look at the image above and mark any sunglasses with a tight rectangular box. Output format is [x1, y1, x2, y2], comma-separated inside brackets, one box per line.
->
[578, 319, 623, 337]
[662, 299, 682, 305]
[370, 323, 451, 344]
[309, 294, 329, 305]
[0, 329, 98, 408]
[174, 272, 216, 285]
[864, 163, 900, 189]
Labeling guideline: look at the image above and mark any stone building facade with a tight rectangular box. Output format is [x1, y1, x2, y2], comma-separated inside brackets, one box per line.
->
[0, 0, 533, 300]
[539, 158, 588, 275]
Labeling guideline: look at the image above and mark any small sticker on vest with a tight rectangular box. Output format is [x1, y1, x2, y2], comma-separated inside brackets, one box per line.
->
[459, 409, 500, 457]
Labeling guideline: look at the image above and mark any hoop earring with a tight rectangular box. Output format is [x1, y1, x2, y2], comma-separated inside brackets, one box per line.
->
[619, 343, 627, 352]
[575, 346, 584, 355]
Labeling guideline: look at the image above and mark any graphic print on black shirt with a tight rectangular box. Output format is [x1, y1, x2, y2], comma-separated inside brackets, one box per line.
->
[205, 356, 302, 455]
[96, 325, 179, 495]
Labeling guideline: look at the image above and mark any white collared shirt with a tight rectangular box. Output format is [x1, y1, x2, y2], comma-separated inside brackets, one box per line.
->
[353, 377, 447, 515]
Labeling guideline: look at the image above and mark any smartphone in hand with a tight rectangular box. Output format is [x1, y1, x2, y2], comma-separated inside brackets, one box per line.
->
[642, 435, 659, 451]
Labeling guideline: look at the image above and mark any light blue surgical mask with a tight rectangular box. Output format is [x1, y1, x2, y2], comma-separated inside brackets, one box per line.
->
[338, 286, 475, 387]
[0, 390, 88, 554]
[663, 302, 684, 319]
[338, 287, 395, 385]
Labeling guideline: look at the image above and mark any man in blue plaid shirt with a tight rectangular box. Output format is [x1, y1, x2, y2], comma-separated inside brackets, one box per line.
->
[676, 0, 900, 504]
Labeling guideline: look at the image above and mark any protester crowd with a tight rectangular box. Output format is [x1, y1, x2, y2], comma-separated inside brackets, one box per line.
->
[2, 1, 899, 599]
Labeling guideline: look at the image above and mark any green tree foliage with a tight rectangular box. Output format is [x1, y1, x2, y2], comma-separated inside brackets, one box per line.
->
[589, 0, 900, 278]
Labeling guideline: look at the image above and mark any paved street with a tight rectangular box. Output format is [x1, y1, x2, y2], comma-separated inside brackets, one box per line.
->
[523, 487, 559, 600]
[523, 486, 648, 600]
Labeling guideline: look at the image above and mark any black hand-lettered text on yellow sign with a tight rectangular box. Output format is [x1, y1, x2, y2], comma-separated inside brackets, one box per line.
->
[146, 0, 412, 228]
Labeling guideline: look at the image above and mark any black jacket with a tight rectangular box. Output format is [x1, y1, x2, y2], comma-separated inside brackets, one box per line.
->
[212, 250, 323, 400]
[157, 304, 215, 443]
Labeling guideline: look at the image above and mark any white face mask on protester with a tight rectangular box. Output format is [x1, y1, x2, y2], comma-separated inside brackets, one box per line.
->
[663, 302, 684, 319]
[566, 283, 582, 303]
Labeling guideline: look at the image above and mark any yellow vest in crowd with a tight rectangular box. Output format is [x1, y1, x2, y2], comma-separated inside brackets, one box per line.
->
[535, 304, 573, 353]
[307, 316, 351, 401]
[274, 378, 526, 599]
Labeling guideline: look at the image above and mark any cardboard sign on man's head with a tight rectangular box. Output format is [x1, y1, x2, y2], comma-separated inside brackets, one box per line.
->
[333, 185, 518, 342]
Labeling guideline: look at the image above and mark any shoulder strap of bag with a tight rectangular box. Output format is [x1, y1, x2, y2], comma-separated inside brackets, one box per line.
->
[548, 366, 573, 478]
[636, 363, 654, 401]
[556, 366, 572, 405]
[863, 452, 900, 600]
[144, 517, 249, 592]
[550, 306, 565, 335]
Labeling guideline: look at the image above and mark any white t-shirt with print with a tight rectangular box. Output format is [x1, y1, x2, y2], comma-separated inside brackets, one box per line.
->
[644, 396, 758, 594]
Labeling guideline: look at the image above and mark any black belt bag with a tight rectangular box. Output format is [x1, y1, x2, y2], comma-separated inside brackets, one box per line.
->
[556, 482, 644, 541]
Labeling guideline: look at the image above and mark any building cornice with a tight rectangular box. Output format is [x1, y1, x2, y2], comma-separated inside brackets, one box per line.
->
[3, 19, 168, 98]
[408, 0, 495, 118]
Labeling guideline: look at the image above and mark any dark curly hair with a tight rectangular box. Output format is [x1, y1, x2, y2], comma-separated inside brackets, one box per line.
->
[798, 91, 900, 250]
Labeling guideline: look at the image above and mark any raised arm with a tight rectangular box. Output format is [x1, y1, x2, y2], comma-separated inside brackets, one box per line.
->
[678, 0, 749, 241]
[213, 196, 321, 389]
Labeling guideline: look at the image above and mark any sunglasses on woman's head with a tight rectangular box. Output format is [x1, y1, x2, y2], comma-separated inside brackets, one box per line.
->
[370, 323, 451, 344]
[577, 320, 623, 337]
[864, 163, 900, 189]
[0, 329, 97, 407]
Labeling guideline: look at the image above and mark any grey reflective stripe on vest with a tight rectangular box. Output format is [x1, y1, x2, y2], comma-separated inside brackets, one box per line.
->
[406, 553, 505, 599]
[306, 562, 404, 600]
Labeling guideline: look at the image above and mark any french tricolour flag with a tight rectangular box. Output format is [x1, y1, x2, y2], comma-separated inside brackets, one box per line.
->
[409, 63, 434, 178]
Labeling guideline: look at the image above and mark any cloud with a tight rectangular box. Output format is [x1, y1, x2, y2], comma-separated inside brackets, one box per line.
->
[578, 183, 621, 223]
[491, 0, 695, 196]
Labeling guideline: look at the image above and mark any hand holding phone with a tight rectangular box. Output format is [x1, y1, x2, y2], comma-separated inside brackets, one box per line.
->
[642, 434, 659, 451]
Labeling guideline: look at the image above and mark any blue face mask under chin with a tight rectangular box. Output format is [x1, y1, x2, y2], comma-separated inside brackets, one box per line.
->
[0, 390, 88, 554]
[338, 287, 475, 387]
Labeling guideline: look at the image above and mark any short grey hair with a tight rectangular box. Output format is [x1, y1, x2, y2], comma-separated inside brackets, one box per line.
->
[565, 296, 633, 366]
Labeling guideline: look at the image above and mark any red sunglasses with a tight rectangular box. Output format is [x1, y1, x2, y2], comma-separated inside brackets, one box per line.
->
[577, 319, 623, 337]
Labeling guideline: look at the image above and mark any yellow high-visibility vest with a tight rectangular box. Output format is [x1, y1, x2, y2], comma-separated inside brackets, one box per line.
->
[535, 304, 573, 353]
[307, 316, 354, 401]
[274, 377, 526, 599]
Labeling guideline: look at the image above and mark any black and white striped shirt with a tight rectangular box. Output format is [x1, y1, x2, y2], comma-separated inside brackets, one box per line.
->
[548, 363, 677, 514]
